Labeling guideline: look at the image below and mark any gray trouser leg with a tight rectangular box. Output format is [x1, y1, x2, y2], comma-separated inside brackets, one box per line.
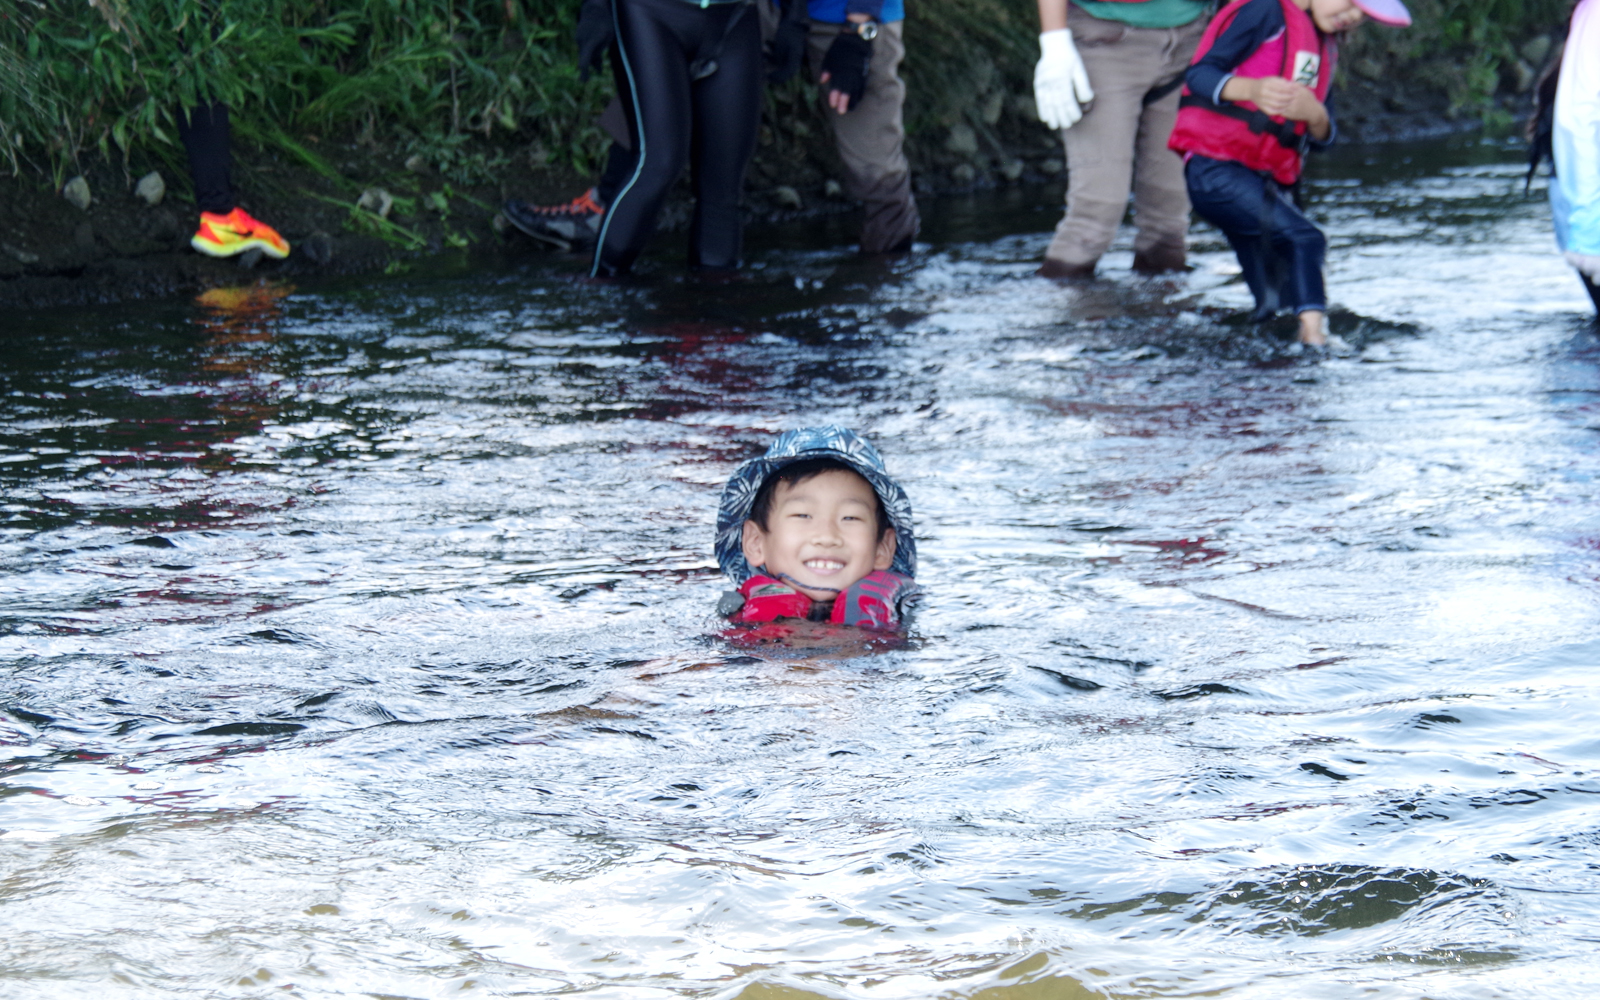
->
[808, 20, 920, 252]
[1044, 8, 1205, 270]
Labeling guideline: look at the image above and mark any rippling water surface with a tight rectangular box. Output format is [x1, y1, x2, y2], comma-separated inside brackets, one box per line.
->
[3, 139, 1599, 999]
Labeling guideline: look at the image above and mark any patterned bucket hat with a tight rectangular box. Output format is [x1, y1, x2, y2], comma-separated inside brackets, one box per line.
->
[714, 426, 917, 585]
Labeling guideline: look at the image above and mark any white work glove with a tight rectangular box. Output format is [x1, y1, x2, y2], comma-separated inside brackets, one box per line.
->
[1034, 29, 1094, 131]
[1566, 251, 1600, 282]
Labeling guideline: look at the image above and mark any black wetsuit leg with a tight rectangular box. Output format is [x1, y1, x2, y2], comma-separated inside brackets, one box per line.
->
[596, 142, 637, 208]
[686, 4, 760, 270]
[595, 0, 760, 276]
[178, 102, 236, 215]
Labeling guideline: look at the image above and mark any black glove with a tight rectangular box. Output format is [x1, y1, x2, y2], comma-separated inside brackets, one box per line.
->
[766, 15, 808, 84]
[820, 30, 871, 112]
[576, 0, 613, 82]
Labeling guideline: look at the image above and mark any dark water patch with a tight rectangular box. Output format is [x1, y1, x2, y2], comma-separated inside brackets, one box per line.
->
[192, 722, 306, 737]
[1300, 762, 1352, 781]
[1028, 667, 1104, 693]
[1194, 865, 1507, 937]
[1158, 683, 1249, 701]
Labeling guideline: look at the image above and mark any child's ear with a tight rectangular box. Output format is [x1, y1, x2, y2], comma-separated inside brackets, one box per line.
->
[873, 528, 898, 571]
[741, 520, 768, 569]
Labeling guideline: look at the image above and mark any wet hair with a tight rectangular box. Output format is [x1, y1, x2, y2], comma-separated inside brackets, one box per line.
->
[747, 458, 891, 542]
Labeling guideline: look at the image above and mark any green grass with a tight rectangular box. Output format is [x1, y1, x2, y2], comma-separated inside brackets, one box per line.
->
[0, 0, 1578, 186]
[0, 0, 609, 184]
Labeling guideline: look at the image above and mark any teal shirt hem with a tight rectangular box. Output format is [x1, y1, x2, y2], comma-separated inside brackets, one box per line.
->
[1073, 0, 1209, 29]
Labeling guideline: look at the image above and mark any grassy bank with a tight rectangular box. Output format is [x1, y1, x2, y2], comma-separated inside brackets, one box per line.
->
[0, 0, 1579, 309]
[0, 0, 1577, 189]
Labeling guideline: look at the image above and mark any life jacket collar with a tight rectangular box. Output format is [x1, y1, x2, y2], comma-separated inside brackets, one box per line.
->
[722, 569, 919, 630]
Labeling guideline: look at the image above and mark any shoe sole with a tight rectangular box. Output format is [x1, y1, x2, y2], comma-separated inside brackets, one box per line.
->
[192, 235, 290, 260]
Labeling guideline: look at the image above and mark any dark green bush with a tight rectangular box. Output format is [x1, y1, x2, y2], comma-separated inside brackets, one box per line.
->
[0, 0, 1581, 185]
[0, 0, 609, 183]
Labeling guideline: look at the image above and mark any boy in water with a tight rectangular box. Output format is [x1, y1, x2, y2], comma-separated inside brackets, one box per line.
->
[1168, 0, 1410, 347]
[715, 426, 918, 630]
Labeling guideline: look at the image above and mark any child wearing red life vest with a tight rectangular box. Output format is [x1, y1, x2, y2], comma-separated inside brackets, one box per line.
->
[713, 426, 919, 632]
[1168, 0, 1410, 348]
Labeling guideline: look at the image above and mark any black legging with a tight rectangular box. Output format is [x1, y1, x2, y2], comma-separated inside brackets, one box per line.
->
[594, 0, 761, 276]
[178, 102, 236, 216]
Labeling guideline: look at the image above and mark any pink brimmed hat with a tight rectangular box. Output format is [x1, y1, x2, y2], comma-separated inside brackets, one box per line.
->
[1352, 0, 1411, 26]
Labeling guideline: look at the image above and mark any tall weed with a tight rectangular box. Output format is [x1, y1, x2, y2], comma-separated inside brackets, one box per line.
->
[0, 0, 608, 183]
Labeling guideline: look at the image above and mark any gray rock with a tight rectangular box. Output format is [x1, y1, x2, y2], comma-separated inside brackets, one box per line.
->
[1040, 158, 1064, 176]
[945, 123, 979, 156]
[1512, 59, 1536, 94]
[1000, 158, 1025, 182]
[302, 230, 334, 265]
[979, 91, 1004, 126]
[357, 187, 394, 219]
[951, 163, 977, 184]
[823, 179, 844, 199]
[1521, 35, 1552, 67]
[404, 154, 429, 174]
[144, 209, 181, 244]
[773, 185, 803, 210]
[62, 176, 91, 211]
[2, 242, 39, 264]
[134, 171, 165, 206]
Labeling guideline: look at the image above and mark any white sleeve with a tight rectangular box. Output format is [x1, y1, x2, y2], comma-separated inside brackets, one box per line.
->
[1553, 0, 1600, 254]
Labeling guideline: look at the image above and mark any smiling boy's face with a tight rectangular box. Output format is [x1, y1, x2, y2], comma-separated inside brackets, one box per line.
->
[741, 469, 897, 602]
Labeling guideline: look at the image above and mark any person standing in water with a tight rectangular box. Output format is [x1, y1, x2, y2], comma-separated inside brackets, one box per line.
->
[1167, 0, 1410, 347]
[801, 0, 922, 253]
[1551, 0, 1600, 313]
[508, 0, 917, 257]
[580, 0, 765, 276]
[1031, 0, 1212, 280]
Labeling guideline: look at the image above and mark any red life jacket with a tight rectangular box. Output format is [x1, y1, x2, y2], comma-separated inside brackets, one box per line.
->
[1166, 0, 1336, 185]
[728, 571, 918, 631]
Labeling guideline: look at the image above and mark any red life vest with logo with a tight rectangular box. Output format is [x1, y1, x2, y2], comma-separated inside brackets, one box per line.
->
[728, 571, 917, 631]
[1166, 0, 1336, 185]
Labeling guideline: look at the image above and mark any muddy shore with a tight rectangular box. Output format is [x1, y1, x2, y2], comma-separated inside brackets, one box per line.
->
[0, 70, 1532, 311]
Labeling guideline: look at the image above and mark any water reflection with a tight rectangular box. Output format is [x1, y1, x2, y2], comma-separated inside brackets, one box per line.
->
[2, 138, 1599, 998]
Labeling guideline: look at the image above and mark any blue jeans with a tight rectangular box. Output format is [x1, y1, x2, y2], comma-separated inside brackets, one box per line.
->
[1185, 155, 1327, 318]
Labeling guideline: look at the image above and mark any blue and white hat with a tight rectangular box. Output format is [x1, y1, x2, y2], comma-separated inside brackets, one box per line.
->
[714, 426, 917, 585]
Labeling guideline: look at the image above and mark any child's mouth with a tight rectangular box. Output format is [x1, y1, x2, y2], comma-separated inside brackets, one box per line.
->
[803, 558, 847, 575]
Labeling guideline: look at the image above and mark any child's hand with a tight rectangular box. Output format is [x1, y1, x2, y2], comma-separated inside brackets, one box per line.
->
[1251, 77, 1303, 117]
[1225, 76, 1330, 139]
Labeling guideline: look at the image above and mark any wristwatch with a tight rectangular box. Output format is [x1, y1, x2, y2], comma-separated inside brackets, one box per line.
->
[852, 19, 879, 40]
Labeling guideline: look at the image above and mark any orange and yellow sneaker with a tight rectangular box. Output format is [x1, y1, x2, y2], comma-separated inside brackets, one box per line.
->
[191, 208, 291, 259]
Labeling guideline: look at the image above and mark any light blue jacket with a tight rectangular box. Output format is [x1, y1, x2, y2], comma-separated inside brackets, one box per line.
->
[1552, 0, 1600, 255]
[807, 0, 902, 25]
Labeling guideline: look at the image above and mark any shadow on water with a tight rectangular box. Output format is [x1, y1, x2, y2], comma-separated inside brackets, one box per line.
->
[2, 135, 1599, 998]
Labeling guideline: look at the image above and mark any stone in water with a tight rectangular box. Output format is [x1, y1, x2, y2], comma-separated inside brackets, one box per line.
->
[357, 187, 394, 219]
[62, 176, 91, 211]
[135, 171, 165, 206]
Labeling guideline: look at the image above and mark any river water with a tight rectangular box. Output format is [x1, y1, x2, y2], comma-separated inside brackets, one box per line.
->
[3, 138, 1599, 999]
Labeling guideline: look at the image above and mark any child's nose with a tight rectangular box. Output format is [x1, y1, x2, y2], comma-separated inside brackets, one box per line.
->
[812, 522, 844, 544]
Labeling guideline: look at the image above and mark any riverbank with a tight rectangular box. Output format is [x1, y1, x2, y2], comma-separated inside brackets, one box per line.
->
[0, 6, 1560, 310]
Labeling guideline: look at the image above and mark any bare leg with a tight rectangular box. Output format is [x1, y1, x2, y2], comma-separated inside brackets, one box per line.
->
[1298, 309, 1326, 346]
